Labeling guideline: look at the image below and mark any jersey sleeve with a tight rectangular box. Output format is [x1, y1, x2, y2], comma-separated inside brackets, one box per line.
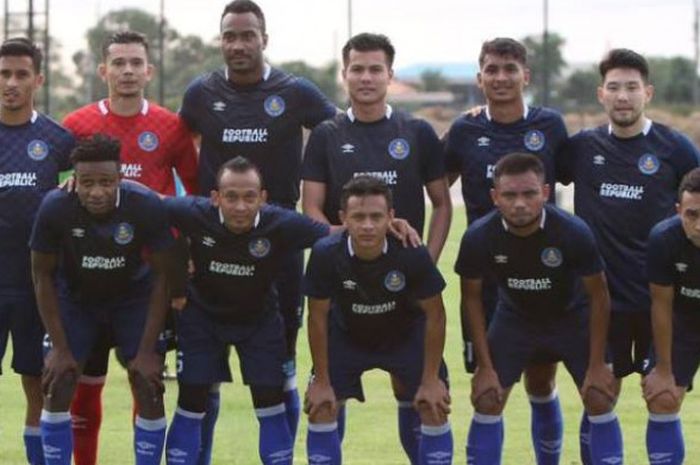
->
[301, 124, 330, 182]
[170, 117, 199, 194]
[163, 196, 198, 233]
[141, 194, 176, 252]
[454, 227, 489, 278]
[407, 246, 446, 299]
[416, 120, 446, 183]
[671, 131, 700, 183]
[443, 121, 464, 175]
[54, 130, 76, 172]
[303, 240, 336, 299]
[565, 217, 605, 277]
[282, 210, 331, 250]
[179, 77, 204, 133]
[296, 77, 337, 129]
[646, 223, 676, 286]
[29, 190, 65, 253]
[556, 132, 580, 185]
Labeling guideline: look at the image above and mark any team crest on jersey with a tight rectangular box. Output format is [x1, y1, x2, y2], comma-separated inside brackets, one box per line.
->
[113, 222, 134, 245]
[264, 95, 286, 117]
[138, 132, 159, 152]
[27, 140, 49, 161]
[524, 130, 545, 151]
[388, 138, 410, 160]
[541, 247, 563, 268]
[249, 238, 271, 258]
[638, 153, 660, 175]
[384, 270, 406, 292]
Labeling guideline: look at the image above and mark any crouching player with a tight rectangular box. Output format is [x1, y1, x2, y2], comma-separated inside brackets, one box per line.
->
[303, 175, 452, 465]
[30, 134, 175, 465]
[643, 167, 700, 465]
[456, 153, 622, 465]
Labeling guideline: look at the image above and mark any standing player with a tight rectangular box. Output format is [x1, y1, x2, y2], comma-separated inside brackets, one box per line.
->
[443, 38, 568, 465]
[559, 48, 700, 462]
[62, 30, 198, 465]
[30, 135, 175, 465]
[179, 0, 337, 450]
[304, 175, 452, 465]
[457, 153, 621, 465]
[642, 168, 700, 465]
[0, 37, 74, 465]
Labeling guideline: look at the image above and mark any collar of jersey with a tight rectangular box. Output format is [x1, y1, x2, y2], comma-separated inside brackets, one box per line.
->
[484, 102, 529, 122]
[346, 104, 393, 123]
[501, 207, 546, 232]
[347, 235, 388, 256]
[98, 99, 149, 116]
[224, 63, 272, 82]
[608, 118, 652, 137]
[219, 209, 261, 229]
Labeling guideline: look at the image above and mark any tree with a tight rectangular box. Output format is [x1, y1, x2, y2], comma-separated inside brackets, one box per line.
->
[276, 60, 340, 105]
[647, 56, 696, 106]
[559, 66, 600, 112]
[521, 32, 566, 105]
[419, 69, 448, 92]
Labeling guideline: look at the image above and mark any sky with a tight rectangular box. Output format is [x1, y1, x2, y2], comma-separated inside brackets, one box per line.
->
[13, 0, 700, 71]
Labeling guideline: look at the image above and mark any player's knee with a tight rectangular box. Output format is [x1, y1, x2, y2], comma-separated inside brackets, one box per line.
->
[45, 372, 78, 411]
[647, 391, 681, 414]
[524, 363, 557, 396]
[250, 385, 285, 409]
[583, 387, 614, 416]
[129, 372, 164, 417]
[417, 402, 448, 426]
[177, 383, 211, 413]
[472, 389, 505, 416]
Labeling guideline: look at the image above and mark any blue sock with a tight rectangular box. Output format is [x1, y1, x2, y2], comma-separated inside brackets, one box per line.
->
[466, 413, 503, 465]
[307, 421, 341, 465]
[398, 401, 421, 465]
[420, 423, 453, 465]
[134, 416, 167, 465]
[579, 412, 592, 465]
[256, 404, 293, 465]
[647, 413, 684, 465]
[40, 410, 72, 465]
[529, 391, 563, 465]
[24, 426, 45, 465]
[197, 388, 220, 465]
[283, 374, 301, 441]
[337, 405, 347, 443]
[588, 412, 623, 465]
[166, 407, 205, 465]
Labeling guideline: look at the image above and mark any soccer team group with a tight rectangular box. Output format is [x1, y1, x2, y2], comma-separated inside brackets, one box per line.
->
[0, 0, 699, 464]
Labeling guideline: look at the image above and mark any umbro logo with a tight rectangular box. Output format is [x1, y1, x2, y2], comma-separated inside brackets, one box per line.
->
[137, 441, 156, 451]
[341, 143, 355, 154]
[308, 454, 332, 464]
[601, 457, 623, 465]
[477, 136, 491, 147]
[72, 228, 85, 238]
[213, 101, 226, 112]
[343, 280, 357, 290]
[202, 236, 216, 247]
[675, 262, 688, 272]
[494, 255, 508, 264]
[593, 154, 606, 165]
[167, 448, 188, 458]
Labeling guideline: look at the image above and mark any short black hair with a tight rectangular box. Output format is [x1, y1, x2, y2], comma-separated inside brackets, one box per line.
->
[679, 167, 700, 199]
[215, 156, 264, 188]
[221, 0, 266, 34]
[101, 30, 150, 61]
[493, 152, 545, 183]
[70, 134, 121, 166]
[599, 48, 649, 83]
[342, 33, 395, 68]
[479, 37, 527, 68]
[340, 175, 393, 211]
[0, 37, 42, 73]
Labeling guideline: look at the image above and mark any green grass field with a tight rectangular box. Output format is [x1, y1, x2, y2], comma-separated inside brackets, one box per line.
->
[1, 206, 698, 464]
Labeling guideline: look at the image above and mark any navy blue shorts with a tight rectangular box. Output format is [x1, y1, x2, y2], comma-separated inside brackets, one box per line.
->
[328, 320, 449, 402]
[669, 312, 700, 388]
[488, 309, 589, 389]
[0, 293, 44, 376]
[607, 311, 652, 378]
[463, 278, 498, 373]
[175, 302, 286, 387]
[42, 291, 159, 365]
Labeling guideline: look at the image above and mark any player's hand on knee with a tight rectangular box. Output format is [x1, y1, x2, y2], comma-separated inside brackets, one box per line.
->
[42, 347, 78, 399]
[581, 363, 616, 403]
[470, 366, 504, 409]
[414, 378, 451, 421]
[304, 378, 337, 420]
[642, 367, 681, 406]
[388, 218, 422, 248]
[128, 350, 165, 399]
[171, 296, 187, 311]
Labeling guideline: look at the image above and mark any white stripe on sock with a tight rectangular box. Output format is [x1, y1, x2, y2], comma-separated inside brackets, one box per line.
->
[255, 403, 286, 418]
[175, 407, 206, 420]
[397, 401, 413, 408]
[529, 389, 559, 403]
[135, 416, 167, 431]
[40, 410, 71, 424]
[649, 412, 680, 423]
[24, 426, 41, 436]
[473, 413, 502, 424]
[308, 422, 338, 433]
[284, 375, 297, 392]
[588, 412, 617, 424]
[421, 423, 451, 436]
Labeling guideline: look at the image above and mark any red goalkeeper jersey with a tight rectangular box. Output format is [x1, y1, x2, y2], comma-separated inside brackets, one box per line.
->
[63, 99, 198, 195]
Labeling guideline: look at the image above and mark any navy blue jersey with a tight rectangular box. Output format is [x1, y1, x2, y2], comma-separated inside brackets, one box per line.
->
[0, 111, 74, 296]
[303, 233, 445, 351]
[444, 106, 566, 224]
[29, 183, 174, 303]
[648, 216, 700, 315]
[180, 66, 336, 203]
[165, 198, 330, 324]
[559, 122, 700, 313]
[455, 204, 604, 319]
[301, 108, 445, 234]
